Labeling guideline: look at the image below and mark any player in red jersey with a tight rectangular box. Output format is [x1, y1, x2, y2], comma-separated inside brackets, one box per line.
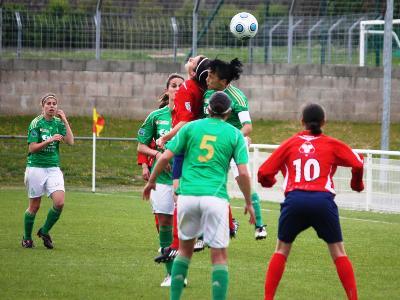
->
[258, 103, 364, 300]
[155, 56, 211, 262]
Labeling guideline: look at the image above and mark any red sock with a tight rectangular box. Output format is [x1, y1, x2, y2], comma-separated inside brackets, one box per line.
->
[228, 205, 234, 231]
[154, 215, 159, 233]
[335, 256, 358, 300]
[264, 253, 286, 300]
[170, 206, 179, 249]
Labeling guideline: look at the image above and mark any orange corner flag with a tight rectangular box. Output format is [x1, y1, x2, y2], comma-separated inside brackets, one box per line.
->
[92, 108, 105, 137]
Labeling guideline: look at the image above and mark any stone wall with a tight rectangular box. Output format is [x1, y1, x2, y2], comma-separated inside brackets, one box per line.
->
[1, 59, 399, 122]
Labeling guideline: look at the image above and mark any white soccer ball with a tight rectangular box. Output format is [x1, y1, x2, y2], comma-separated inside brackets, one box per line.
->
[230, 12, 258, 40]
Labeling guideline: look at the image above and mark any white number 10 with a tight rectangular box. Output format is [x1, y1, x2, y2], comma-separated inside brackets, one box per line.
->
[293, 158, 320, 182]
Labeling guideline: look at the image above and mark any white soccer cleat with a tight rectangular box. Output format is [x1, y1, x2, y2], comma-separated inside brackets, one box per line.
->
[160, 274, 188, 287]
[193, 239, 205, 252]
[255, 225, 267, 240]
[160, 274, 171, 287]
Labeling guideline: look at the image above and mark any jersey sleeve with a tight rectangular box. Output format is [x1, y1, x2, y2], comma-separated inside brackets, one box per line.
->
[333, 139, 365, 191]
[257, 138, 292, 187]
[232, 130, 248, 165]
[232, 92, 251, 125]
[27, 123, 40, 144]
[174, 87, 197, 123]
[137, 151, 149, 165]
[166, 123, 189, 154]
[137, 113, 155, 145]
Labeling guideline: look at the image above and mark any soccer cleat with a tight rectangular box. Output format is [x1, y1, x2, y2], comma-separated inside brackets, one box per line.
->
[160, 274, 187, 287]
[193, 239, 205, 252]
[255, 225, 267, 240]
[154, 247, 178, 263]
[230, 218, 240, 238]
[37, 229, 54, 249]
[21, 237, 34, 248]
[160, 274, 171, 287]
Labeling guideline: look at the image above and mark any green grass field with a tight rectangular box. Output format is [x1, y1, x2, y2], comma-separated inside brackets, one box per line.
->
[1, 188, 399, 299]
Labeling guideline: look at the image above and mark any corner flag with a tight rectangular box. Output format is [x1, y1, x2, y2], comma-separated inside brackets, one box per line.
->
[92, 108, 105, 137]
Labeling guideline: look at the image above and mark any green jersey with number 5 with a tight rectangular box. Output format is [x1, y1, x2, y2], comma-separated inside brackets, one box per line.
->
[27, 115, 66, 167]
[137, 106, 172, 185]
[203, 85, 251, 130]
[166, 117, 248, 200]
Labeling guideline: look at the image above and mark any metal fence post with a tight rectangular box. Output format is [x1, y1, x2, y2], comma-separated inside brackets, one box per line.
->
[95, 0, 102, 60]
[268, 19, 283, 63]
[307, 18, 324, 64]
[365, 153, 373, 211]
[288, 18, 302, 64]
[0, 7, 2, 55]
[15, 12, 22, 58]
[192, 0, 200, 58]
[252, 146, 259, 193]
[327, 18, 344, 64]
[170, 17, 178, 63]
[348, 18, 364, 64]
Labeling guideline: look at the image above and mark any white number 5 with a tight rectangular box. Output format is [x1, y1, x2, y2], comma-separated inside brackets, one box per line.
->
[293, 158, 320, 182]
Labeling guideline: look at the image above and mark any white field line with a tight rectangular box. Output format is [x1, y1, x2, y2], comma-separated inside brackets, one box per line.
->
[80, 193, 398, 226]
[230, 206, 398, 225]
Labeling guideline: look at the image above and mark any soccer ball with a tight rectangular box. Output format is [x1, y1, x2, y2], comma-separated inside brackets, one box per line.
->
[230, 12, 258, 40]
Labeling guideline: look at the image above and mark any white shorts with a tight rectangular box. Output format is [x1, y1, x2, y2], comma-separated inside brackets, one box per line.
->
[24, 167, 65, 198]
[150, 183, 174, 215]
[177, 195, 229, 249]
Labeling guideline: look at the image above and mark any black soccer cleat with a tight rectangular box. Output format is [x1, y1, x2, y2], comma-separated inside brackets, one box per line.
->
[255, 225, 267, 240]
[21, 237, 34, 248]
[154, 247, 178, 263]
[37, 229, 54, 249]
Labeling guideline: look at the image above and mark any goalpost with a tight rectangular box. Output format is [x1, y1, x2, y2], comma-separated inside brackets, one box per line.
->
[359, 19, 400, 66]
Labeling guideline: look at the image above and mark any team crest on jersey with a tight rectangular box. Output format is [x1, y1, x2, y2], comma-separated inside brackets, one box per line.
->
[185, 102, 191, 112]
[138, 128, 146, 136]
[299, 141, 315, 155]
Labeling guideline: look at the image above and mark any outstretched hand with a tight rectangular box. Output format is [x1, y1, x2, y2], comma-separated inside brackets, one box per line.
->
[244, 203, 256, 225]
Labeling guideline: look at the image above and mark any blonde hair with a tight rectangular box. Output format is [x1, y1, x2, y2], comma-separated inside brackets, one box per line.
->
[40, 93, 58, 106]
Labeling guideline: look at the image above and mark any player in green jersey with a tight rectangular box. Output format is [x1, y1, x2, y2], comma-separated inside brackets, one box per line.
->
[22, 93, 74, 249]
[204, 58, 267, 240]
[137, 73, 185, 287]
[143, 92, 255, 300]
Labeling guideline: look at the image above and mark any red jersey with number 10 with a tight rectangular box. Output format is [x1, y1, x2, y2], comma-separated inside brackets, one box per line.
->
[257, 131, 364, 194]
[172, 79, 205, 127]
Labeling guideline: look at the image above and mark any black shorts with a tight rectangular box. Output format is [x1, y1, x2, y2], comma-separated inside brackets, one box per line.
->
[172, 154, 184, 180]
[278, 190, 343, 244]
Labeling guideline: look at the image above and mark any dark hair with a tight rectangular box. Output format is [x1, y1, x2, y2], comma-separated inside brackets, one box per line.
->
[208, 58, 243, 84]
[208, 91, 232, 117]
[302, 103, 325, 135]
[158, 73, 184, 108]
[195, 56, 210, 87]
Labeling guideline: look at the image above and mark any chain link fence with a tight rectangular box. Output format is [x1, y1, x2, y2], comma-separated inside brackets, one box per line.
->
[1, 0, 399, 65]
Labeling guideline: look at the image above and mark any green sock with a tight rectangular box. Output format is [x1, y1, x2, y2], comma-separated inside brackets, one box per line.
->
[159, 225, 173, 274]
[170, 255, 190, 300]
[41, 206, 62, 234]
[251, 192, 264, 227]
[23, 211, 36, 240]
[212, 264, 229, 300]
